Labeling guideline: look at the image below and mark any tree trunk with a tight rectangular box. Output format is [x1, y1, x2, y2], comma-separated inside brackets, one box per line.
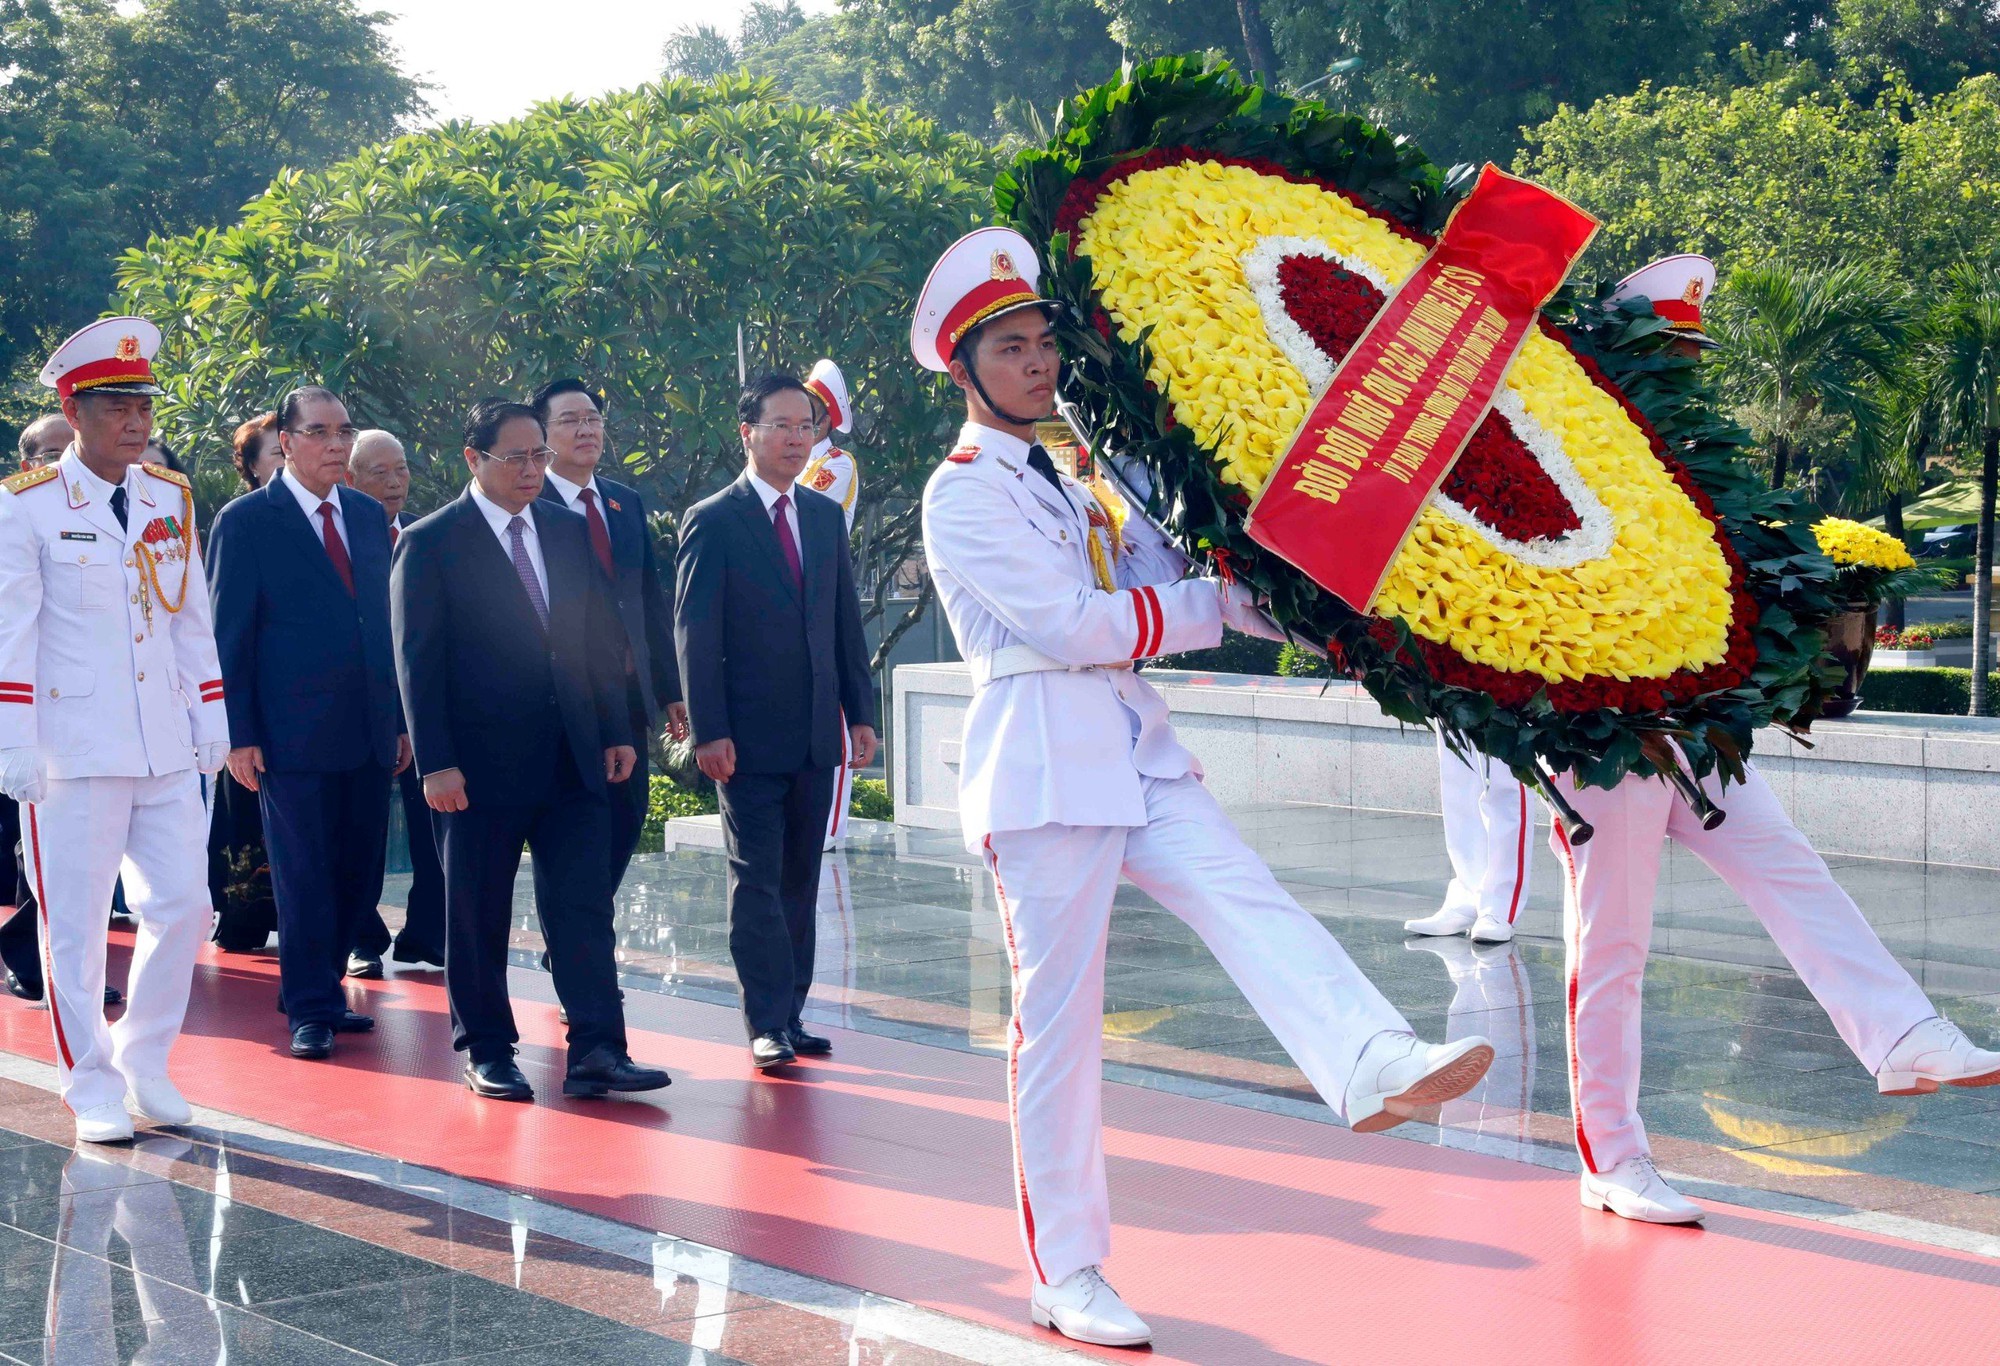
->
[1234, 0, 1279, 83]
[1883, 492, 1907, 631]
[1971, 427, 1998, 717]
[1769, 433, 1790, 490]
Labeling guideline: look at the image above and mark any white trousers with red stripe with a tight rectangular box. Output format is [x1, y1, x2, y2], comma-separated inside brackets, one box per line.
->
[1436, 734, 1534, 926]
[1551, 762, 1935, 1174]
[825, 709, 853, 847]
[26, 773, 209, 1114]
[981, 774, 1411, 1287]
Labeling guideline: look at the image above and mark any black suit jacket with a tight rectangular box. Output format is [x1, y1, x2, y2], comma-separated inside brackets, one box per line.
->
[391, 489, 632, 801]
[674, 474, 875, 774]
[207, 476, 401, 773]
[537, 474, 680, 721]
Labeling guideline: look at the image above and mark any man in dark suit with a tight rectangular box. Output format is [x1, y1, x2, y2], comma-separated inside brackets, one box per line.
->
[344, 429, 444, 974]
[532, 378, 689, 884]
[207, 387, 407, 1061]
[675, 372, 877, 1071]
[392, 399, 668, 1103]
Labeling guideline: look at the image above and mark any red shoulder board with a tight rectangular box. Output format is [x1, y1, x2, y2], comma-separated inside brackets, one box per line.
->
[946, 445, 980, 464]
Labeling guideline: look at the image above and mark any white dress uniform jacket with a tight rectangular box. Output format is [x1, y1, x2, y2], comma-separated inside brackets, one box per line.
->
[802, 440, 860, 535]
[0, 450, 226, 772]
[922, 422, 1222, 848]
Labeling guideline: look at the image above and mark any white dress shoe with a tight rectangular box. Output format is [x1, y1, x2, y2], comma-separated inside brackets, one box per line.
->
[1468, 914, 1514, 944]
[1344, 1032, 1495, 1134]
[1403, 905, 1476, 936]
[127, 1077, 193, 1126]
[74, 1103, 134, 1144]
[1876, 1016, 2000, 1096]
[1581, 1156, 1705, 1224]
[1031, 1266, 1150, 1348]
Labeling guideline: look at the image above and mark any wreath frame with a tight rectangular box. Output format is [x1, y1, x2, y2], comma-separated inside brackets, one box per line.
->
[994, 55, 1846, 790]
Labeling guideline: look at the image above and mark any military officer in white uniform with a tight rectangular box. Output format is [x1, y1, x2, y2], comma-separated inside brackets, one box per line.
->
[1550, 258, 2000, 1227]
[1405, 735, 1534, 943]
[0, 318, 228, 1143]
[913, 228, 1496, 1350]
[802, 357, 863, 850]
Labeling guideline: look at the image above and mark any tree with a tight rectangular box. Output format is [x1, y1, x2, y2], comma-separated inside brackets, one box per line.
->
[0, 0, 423, 442]
[115, 76, 1004, 671]
[1711, 260, 1909, 489]
[1911, 261, 2000, 715]
[660, 24, 740, 80]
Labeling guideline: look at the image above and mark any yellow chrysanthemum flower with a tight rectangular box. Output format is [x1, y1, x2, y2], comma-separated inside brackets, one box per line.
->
[1812, 517, 1914, 572]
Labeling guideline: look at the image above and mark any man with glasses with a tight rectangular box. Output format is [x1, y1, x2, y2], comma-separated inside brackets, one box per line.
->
[532, 379, 688, 889]
[674, 372, 877, 1072]
[392, 399, 669, 1104]
[208, 387, 409, 1062]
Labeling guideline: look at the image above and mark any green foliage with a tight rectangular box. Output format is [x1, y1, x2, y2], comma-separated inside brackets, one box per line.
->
[1153, 636, 1286, 676]
[1926, 616, 1975, 640]
[116, 75, 1004, 632]
[1860, 666, 2000, 715]
[849, 777, 894, 822]
[644, 774, 720, 840]
[0, 0, 423, 443]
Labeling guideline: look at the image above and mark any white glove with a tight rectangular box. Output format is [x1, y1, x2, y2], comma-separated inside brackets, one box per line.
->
[195, 740, 229, 776]
[0, 747, 47, 805]
[1219, 580, 1288, 641]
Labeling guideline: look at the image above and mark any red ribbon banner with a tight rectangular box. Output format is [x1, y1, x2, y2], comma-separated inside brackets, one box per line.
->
[1244, 165, 1599, 612]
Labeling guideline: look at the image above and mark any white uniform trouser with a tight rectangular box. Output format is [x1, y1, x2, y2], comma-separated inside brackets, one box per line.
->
[23, 773, 209, 1113]
[1551, 763, 1935, 1173]
[982, 774, 1411, 1287]
[1436, 733, 1533, 926]
[825, 709, 854, 846]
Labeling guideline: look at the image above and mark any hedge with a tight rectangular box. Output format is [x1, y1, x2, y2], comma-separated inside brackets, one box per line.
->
[642, 773, 895, 841]
[1858, 668, 2000, 716]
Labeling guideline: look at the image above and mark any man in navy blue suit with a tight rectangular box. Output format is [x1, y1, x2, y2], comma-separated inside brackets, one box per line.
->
[392, 400, 669, 1104]
[531, 378, 689, 884]
[207, 387, 408, 1062]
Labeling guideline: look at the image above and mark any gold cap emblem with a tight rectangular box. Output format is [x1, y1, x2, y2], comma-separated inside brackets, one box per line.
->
[1681, 279, 1705, 305]
[991, 249, 1019, 281]
[114, 334, 143, 362]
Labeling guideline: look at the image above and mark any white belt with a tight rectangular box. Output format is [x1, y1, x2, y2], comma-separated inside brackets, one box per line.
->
[968, 645, 1132, 688]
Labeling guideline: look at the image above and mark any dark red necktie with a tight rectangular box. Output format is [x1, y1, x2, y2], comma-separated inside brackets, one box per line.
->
[389, 521, 400, 548]
[318, 503, 354, 595]
[772, 493, 803, 590]
[578, 487, 615, 578]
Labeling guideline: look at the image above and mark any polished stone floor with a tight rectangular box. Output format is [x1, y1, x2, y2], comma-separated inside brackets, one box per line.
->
[465, 802, 2000, 1247]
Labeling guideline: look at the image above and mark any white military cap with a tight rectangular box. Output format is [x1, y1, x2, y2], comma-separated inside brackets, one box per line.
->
[1610, 254, 1719, 348]
[805, 358, 853, 433]
[39, 316, 167, 397]
[910, 227, 1050, 373]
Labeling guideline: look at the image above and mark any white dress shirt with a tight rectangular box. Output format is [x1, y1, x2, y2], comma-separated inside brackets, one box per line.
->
[747, 469, 803, 583]
[469, 483, 548, 603]
[278, 467, 347, 552]
[543, 468, 602, 515]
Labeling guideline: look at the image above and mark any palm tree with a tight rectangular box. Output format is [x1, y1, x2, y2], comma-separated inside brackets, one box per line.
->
[1911, 260, 2000, 715]
[1715, 260, 1911, 489]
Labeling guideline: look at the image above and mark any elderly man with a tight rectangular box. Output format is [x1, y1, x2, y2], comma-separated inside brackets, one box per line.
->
[16, 415, 73, 470]
[344, 429, 444, 974]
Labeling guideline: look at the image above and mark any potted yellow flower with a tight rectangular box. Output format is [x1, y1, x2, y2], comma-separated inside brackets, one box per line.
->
[1811, 517, 1950, 715]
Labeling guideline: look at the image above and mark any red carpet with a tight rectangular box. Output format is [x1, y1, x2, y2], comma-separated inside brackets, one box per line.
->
[4, 936, 1997, 1364]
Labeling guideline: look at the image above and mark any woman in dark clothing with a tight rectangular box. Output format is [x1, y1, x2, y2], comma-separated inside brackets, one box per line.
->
[208, 414, 284, 952]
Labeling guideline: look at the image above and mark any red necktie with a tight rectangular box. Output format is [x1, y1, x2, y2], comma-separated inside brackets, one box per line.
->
[772, 493, 803, 590]
[319, 503, 354, 595]
[389, 521, 400, 548]
[578, 487, 615, 578]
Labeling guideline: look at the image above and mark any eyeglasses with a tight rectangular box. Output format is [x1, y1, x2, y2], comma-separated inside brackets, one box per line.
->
[747, 422, 817, 439]
[287, 425, 359, 443]
[548, 414, 606, 432]
[478, 448, 555, 470]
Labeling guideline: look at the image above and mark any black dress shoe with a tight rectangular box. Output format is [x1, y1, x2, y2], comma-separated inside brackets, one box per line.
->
[563, 1046, 671, 1097]
[465, 1056, 534, 1102]
[103, 985, 123, 1007]
[345, 952, 383, 980]
[290, 1023, 334, 1059]
[390, 941, 445, 969]
[750, 1031, 796, 1070]
[332, 1011, 375, 1034]
[5, 970, 42, 1002]
[788, 1026, 832, 1056]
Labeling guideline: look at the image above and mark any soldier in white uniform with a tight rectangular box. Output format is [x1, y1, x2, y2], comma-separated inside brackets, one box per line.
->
[0, 318, 228, 1144]
[1405, 735, 1534, 943]
[913, 228, 1496, 1349]
[1550, 258, 2000, 1226]
[802, 358, 862, 850]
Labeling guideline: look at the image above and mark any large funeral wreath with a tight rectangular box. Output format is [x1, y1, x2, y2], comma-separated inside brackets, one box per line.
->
[995, 56, 1847, 792]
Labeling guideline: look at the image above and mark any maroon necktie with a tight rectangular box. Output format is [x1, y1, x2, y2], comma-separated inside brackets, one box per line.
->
[578, 487, 615, 578]
[772, 493, 803, 590]
[389, 521, 400, 548]
[318, 503, 354, 596]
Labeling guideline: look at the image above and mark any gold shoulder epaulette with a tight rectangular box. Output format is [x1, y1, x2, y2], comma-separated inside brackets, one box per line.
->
[142, 461, 191, 488]
[0, 465, 61, 495]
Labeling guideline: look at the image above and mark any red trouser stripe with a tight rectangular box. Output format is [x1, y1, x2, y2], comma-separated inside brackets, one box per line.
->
[984, 835, 1048, 1286]
[25, 806, 75, 1076]
[1552, 822, 1599, 1174]
[1507, 783, 1528, 924]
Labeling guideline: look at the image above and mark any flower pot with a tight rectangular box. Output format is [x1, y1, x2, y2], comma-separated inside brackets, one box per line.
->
[1874, 648, 1937, 669]
[1821, 606, 1876, 719]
